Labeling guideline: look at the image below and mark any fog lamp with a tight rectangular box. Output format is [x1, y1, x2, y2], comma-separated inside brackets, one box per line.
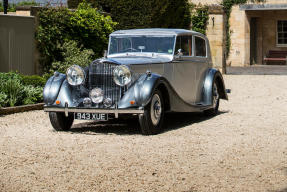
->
[103, 98, 112, 108]
[83, 97, 92, 107]
[89, 88, 104, 103]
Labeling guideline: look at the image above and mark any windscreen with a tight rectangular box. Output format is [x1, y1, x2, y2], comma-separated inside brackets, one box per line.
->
[109, 35, 175, 55]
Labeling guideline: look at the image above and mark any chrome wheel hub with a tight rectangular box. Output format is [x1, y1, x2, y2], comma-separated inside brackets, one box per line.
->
[150, 94, 162, 126]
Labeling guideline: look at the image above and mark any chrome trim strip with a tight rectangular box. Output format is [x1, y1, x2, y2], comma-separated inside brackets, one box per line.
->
[44, 107, 144, 114]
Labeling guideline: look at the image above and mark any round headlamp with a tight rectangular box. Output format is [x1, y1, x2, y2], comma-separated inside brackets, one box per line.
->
[89, 88, 104, 103]
[66, 65, 85, 86]
[113, 65, 131, 86]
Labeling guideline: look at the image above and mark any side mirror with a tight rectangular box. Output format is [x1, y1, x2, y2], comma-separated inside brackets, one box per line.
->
[174, 49, 183, 59]
[177, 49, 183, 57]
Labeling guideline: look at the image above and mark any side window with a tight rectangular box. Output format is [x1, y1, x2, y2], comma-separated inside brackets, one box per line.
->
[195, 36, 206, 57]
[175, 36, 192, 56]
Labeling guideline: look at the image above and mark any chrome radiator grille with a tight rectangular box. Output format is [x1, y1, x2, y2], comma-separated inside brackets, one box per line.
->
[89, 61, 125, 108]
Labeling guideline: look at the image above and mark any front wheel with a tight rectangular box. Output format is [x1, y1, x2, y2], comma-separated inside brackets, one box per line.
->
[138, 89, 164, 135]
[204, 81, 220, 116]
[49, 112, 74, 131]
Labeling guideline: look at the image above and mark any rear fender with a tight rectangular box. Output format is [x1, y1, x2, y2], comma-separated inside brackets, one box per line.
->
[202, 68, 228, 106]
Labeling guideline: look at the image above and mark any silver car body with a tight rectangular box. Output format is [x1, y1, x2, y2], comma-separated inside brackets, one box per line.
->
[44, 29, 228, 116]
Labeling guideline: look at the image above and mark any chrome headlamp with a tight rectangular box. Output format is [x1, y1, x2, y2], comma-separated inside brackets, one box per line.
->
[66, 65, 85, 86]
[113, 65, 132, 86]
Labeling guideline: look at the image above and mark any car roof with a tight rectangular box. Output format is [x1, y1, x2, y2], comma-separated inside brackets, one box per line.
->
[110, 28, 204, 37]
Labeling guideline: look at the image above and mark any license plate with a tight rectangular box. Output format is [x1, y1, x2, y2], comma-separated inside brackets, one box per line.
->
[74, 113, 108, 121]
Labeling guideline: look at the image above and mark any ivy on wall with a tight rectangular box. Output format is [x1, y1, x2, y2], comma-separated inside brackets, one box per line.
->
[222, 0, 265, 58]
[190, 4, 209, 35]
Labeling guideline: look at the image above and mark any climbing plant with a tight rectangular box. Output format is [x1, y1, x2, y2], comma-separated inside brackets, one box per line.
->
[190, 4, 209, 35]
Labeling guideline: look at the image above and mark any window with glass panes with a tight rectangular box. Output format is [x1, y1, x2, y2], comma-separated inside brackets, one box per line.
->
[277, 20, 287, 45]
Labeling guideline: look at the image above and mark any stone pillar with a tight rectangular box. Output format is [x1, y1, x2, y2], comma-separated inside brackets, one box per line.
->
[206, 5, 226, 73]
[16, 6, 32, 16]
[227, 5, 248, 66]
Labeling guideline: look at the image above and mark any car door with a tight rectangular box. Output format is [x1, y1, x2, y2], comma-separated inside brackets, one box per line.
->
[171, 35, 197, 104]
[193, 36, 209, 103]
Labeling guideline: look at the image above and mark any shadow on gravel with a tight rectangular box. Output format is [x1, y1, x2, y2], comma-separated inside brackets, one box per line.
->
[163, 111, 227, 133]
[276, 189, 287, 192]
[68, 111, 228, 135]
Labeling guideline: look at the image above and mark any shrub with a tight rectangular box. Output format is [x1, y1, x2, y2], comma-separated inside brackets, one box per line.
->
[70, 2, 115, 58]
[1, 78, 24, 107]
[22, 86, 43, 105]
[21, 75, 47, 87]
[0, 93, 7, 108]
[36, 7, 72, 72]
[0, 72, 44, 107]
[48, 40, 94, 74]
[36, 2, 116, 73]
[67, 0, 191, 30]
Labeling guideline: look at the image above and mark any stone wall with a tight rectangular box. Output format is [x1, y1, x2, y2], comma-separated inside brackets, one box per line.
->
[246, 10, 287, 64]
[228, 4, 287, 66]
[227, 5, 249, 66]
[206, 5, 226, 72]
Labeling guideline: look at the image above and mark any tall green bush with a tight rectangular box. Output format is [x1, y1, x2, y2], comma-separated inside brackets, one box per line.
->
[36, 8, 72, 72]
[49, 40, 94, 74]
[67, 0, 191, 30]
[36, 2, 116, 73]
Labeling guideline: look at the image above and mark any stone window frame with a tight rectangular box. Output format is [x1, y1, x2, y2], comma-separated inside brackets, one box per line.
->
[277, 20, 287, 47]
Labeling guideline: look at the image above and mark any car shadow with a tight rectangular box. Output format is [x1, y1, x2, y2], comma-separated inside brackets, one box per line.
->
[68, 111, 228, 136]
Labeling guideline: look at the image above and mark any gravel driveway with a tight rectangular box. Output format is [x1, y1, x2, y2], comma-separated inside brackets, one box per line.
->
[1, 75, 287, 192]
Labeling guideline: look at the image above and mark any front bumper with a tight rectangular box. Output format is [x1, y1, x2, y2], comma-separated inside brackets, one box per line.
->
[44, 106, 144, 118]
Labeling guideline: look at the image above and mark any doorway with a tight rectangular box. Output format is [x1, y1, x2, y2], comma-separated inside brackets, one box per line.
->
[250, 17, 257, 65]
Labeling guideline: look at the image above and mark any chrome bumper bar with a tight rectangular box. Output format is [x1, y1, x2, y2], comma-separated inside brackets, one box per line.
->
[44, 107, 144, 118]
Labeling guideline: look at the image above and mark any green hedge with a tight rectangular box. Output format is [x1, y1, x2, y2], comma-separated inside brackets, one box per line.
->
[21, 75, 46, 87]
[68, 0, 191, 30]
[36, 2, 116, 74]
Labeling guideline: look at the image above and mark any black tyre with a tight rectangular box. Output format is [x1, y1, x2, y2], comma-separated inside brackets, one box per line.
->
[204, 81, 220, 116]
[138, 89, 164, 135]
[49, 112, 74, 131]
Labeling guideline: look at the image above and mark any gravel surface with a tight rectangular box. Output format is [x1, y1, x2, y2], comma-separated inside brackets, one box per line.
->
[1, 75, 287, 192]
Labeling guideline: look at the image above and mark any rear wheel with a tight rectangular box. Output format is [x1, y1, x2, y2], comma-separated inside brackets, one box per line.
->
[49, 112, 74, 131]
[204, 81, 220, 116]
[138, 89, 164, 135]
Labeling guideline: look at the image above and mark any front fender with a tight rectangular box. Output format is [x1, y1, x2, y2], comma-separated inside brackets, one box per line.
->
[202, 68, 228, 106]
[118, 73, 162, 108]
[43, 73, 66, 105]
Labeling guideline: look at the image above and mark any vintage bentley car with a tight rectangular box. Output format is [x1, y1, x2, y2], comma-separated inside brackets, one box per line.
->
[44, 29, 228, 135]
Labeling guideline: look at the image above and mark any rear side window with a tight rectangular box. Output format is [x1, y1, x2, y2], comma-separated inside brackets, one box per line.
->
[175, 36, 192, 56]
[195, 36, 206, 57]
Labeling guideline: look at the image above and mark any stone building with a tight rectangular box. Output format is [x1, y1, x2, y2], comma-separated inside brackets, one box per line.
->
[190, 0, 287, 68]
